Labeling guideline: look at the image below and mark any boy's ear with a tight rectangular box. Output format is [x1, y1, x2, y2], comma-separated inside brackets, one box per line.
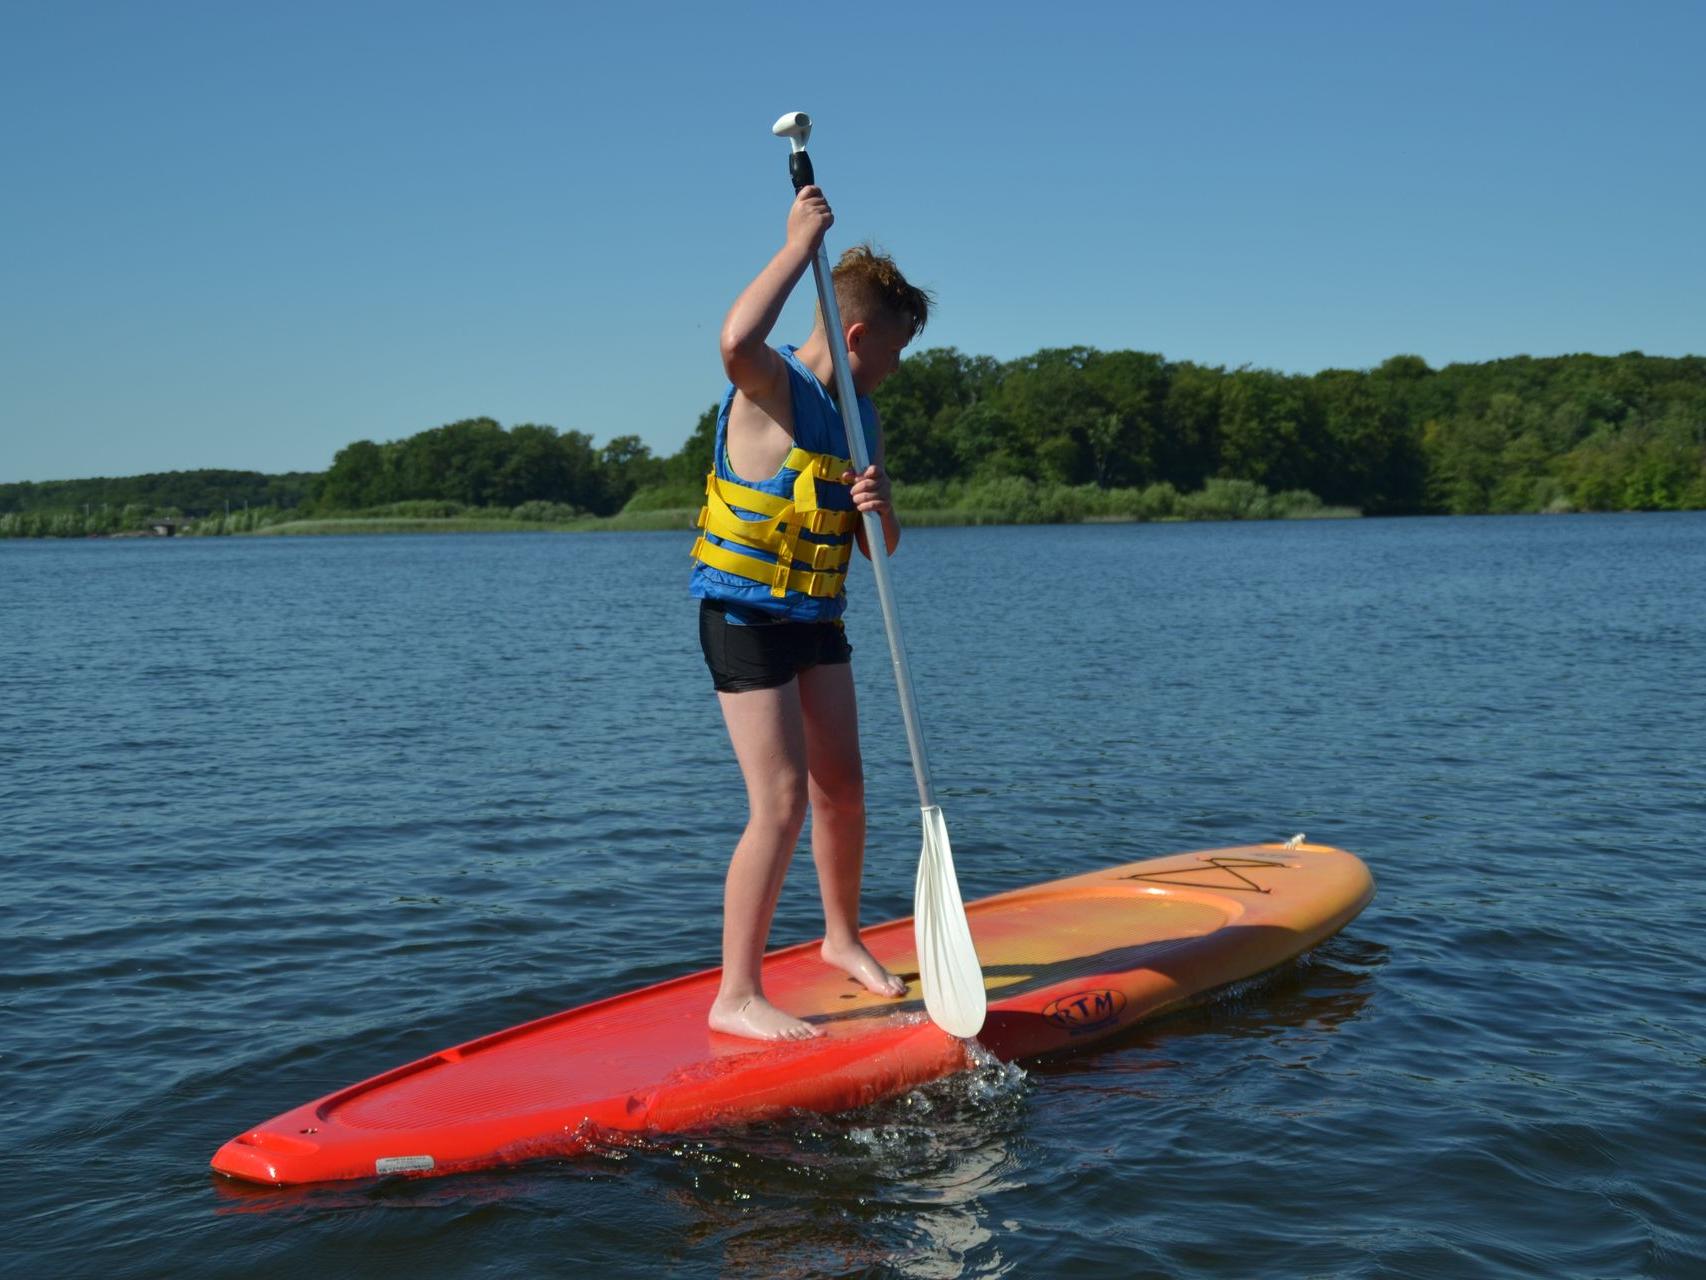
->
[844, 320, 868, 351]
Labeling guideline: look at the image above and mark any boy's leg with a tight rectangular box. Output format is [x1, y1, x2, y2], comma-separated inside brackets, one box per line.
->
[709, 680, 821, 1040]
[798, 661, 908, 998]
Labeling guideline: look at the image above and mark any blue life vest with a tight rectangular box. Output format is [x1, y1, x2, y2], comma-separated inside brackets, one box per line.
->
[689, 346, 878, 624]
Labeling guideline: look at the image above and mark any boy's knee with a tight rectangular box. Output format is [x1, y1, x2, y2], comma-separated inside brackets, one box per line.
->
[814, 771, 865, 817]
[749, 771, 809, 829]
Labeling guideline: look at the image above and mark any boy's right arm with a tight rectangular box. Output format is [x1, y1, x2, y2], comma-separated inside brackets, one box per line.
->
[718, 186, 834, 423]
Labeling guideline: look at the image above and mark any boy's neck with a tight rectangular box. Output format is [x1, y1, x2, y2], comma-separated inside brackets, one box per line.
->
[793, 332, 836, 391]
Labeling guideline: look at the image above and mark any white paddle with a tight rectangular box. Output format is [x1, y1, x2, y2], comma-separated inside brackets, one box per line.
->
[771, 112, 987, 1039]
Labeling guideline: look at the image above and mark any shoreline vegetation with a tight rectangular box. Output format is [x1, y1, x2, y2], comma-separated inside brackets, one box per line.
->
[4, 347, 1702, 539]
[0, 481, 1357, 540]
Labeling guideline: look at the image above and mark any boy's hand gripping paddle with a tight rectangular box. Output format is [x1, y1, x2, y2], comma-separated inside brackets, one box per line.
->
[771, 111, 986, 1039]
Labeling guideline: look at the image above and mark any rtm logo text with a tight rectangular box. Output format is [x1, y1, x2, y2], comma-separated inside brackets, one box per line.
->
[1042, 989, 1127, 1034]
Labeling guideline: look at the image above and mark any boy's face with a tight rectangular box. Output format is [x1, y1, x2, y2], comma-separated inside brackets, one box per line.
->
[846, 316, 910, 395]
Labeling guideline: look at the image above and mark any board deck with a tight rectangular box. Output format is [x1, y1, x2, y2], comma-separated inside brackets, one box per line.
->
[212, 841, 1374, 1185]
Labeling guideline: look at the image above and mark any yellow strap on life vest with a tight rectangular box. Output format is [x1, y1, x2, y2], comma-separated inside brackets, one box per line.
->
[785, 447, 853, 483]
[698, 489, 852, 572]
[689, 534, 847, 599]
[784, 447, 856, 532]
[690, 447, 860, 598]
[697, 474, 857, 538]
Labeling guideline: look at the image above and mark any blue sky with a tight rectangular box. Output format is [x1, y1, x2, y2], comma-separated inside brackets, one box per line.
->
[3, 0, 1701, 483]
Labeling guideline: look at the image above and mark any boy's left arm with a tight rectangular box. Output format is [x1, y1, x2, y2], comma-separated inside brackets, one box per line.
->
[847, 424, 901, 558]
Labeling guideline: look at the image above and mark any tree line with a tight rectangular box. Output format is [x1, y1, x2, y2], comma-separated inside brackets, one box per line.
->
[4, 348, 1702, 536]
[0, 469, 317, 517]
[861, 347, 1705, 516]
[641, 347, 1704, 516]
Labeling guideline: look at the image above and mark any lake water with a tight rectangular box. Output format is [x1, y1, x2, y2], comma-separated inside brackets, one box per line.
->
[3, 514, 1703, 1279]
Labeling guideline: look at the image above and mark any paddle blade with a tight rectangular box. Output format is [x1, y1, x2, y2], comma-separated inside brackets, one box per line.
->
[913, 804, 987, 1038]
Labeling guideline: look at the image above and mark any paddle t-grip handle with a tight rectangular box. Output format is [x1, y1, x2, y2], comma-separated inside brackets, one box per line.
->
[774, 112, 820, 195]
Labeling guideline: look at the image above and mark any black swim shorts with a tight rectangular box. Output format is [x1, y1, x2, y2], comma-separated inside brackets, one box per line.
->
[698, 599, 853, 693]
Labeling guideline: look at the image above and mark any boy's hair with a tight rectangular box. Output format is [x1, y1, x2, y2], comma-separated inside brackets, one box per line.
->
[829, 244, 932, 341]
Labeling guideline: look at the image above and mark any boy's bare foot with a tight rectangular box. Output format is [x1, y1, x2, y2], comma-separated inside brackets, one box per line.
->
[708, 994, 822, 1041]
[822, 939, 909, 998]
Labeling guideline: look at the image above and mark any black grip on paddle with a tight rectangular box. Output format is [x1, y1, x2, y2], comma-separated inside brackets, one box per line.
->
[789, 150, 815, 192]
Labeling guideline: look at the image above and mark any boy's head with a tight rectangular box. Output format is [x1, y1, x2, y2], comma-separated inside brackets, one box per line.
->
[831, 244, 931, 340]
[822, 244, 933, 393]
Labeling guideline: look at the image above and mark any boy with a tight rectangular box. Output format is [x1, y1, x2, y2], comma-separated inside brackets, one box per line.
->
[689, 184, 932, 1041]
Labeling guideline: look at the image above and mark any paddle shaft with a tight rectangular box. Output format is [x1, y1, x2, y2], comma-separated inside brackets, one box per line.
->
[789, 152, 936, 812]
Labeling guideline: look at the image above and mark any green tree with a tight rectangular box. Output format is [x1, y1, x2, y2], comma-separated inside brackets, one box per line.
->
[599, 434, 658, 508]
[1217, 368, 1320, 491]
[320, 440, 389, 508]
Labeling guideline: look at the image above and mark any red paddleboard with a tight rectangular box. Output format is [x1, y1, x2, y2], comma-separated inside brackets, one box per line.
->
[212, 841, 1373, 1185]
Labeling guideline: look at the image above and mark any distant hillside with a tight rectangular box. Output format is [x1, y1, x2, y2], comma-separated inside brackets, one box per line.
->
[0, 469, 318, 516]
